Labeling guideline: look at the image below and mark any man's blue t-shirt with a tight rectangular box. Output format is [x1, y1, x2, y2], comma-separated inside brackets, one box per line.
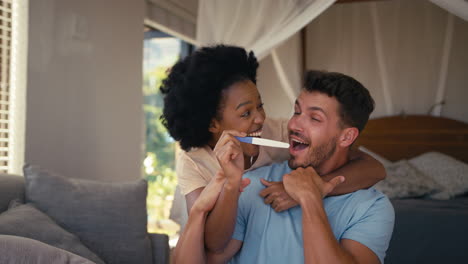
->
[230, 161, 395, 264]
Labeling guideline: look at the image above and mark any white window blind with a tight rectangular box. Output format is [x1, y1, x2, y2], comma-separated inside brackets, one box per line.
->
[0, 0, 27, 174]
[0, 0, 12, 173]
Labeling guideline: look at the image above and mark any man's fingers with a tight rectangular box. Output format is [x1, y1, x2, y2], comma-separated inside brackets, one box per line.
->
[260, 178, 273, 187]
[324, 176, 345, 195]
[259, 182, 280, 197]
[259, 179, 279, 197]
[275, 204, 286, 213]
[272, 202, 279, 212]
[239, 178, 251, 192]
[259, 187, 272, 198]
[274, 204, 284, 213]
[272, 199, 284, 212]
[264, 194, 275, 205]
[261, 178, 282, 187]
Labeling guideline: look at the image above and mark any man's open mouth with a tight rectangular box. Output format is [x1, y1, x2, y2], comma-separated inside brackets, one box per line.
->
[291, 138, 310, 151]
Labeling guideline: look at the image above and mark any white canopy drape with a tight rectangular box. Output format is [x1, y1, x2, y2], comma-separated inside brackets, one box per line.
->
[430, 0, 468, 22]
[197, 0, 336, 103]
[197, 0, 335, 60]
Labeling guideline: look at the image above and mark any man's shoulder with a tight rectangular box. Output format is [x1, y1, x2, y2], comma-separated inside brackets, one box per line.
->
[349, 187, 388, 200]
[342, 188, 394, 219]
[335, 190, 395, 264]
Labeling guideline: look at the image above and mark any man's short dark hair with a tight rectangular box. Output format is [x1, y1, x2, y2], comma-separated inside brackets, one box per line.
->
[304, 70, 375, 132]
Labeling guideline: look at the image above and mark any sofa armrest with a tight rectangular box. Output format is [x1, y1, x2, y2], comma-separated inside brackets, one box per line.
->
[0, 174, 25, 213]
[149, 233, 170, 264]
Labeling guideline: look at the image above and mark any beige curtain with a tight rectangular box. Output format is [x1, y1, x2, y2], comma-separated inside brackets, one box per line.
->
[197, 0, 336, 105]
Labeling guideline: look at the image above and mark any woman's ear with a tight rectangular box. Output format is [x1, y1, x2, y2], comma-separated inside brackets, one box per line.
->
[208, 119, 221, 134]
[339, 127, 359, 148]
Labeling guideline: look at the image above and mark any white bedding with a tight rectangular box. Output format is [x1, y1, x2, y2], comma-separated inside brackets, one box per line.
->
[409, 152, 468, 199]
[359, 147, 468, 200]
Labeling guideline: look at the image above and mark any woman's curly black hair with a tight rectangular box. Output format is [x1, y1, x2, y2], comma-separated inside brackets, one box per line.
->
[160, 45, 259, 151]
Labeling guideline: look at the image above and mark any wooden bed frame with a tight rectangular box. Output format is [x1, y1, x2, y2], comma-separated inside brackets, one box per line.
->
[354, 115, 468, 163]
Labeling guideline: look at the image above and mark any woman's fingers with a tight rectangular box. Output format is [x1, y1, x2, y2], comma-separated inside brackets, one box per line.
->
[217, 141, 241, 164]
[214, 130, 246, 153]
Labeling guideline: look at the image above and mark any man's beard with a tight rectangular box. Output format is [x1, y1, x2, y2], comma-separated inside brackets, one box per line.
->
[288, 136, 337, 170]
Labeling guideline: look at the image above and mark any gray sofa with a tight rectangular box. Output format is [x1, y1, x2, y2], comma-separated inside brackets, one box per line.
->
[0, 166, 170, 264]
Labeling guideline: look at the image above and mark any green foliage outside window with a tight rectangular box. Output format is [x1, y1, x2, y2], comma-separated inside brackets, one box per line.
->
[143, 65, 180, 236]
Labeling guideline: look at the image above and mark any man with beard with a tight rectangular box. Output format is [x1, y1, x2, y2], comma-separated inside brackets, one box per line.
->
[207, 70, 395, 264]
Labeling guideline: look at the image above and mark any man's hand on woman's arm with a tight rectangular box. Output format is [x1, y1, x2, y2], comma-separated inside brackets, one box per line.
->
[259, 149, 386, 212]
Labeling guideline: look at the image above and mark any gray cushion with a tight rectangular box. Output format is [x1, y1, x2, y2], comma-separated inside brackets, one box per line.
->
[0, 174, 25, 213]
[409, 152, 468, 200]
[0, 202, 104, 264]
[24, 164, 152, 264]
[375, 160, 441, 199]
[0, 235, 97, 264]
[149, 233, 170, 264]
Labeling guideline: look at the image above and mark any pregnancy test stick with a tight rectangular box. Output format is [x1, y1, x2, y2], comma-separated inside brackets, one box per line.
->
[235, 136, 290, 149]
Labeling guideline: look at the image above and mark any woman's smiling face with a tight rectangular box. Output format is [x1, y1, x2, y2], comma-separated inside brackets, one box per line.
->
[210, 80, 266, 157]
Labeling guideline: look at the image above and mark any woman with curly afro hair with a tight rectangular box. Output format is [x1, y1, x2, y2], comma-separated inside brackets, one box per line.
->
[160, 45, 386, 254]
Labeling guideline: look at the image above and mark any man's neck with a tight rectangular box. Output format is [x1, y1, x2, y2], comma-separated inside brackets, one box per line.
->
[316, 149, 349, 176]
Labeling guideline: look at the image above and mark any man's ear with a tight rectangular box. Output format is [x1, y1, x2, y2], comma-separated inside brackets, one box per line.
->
[208, 119, 221, 134]
[339, 127, 359, 147]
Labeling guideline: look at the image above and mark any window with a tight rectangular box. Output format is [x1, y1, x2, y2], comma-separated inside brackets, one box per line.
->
[143, 26, 193, 244]
[0, 0, 27, 174]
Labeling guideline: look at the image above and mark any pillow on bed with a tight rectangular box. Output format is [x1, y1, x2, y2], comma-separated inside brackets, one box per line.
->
[409, 152, 468, 200]
[358, 146, 392, 166]
[374, 160, 441, 199]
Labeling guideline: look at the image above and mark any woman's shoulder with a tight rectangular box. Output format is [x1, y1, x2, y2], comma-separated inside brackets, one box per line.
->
[176, 146, 219, 178]
[178, 146, 214, 162]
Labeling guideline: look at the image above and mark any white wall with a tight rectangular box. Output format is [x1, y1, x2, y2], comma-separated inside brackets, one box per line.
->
[26, 0, 145, 181]
[305, 0, 468, 122]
